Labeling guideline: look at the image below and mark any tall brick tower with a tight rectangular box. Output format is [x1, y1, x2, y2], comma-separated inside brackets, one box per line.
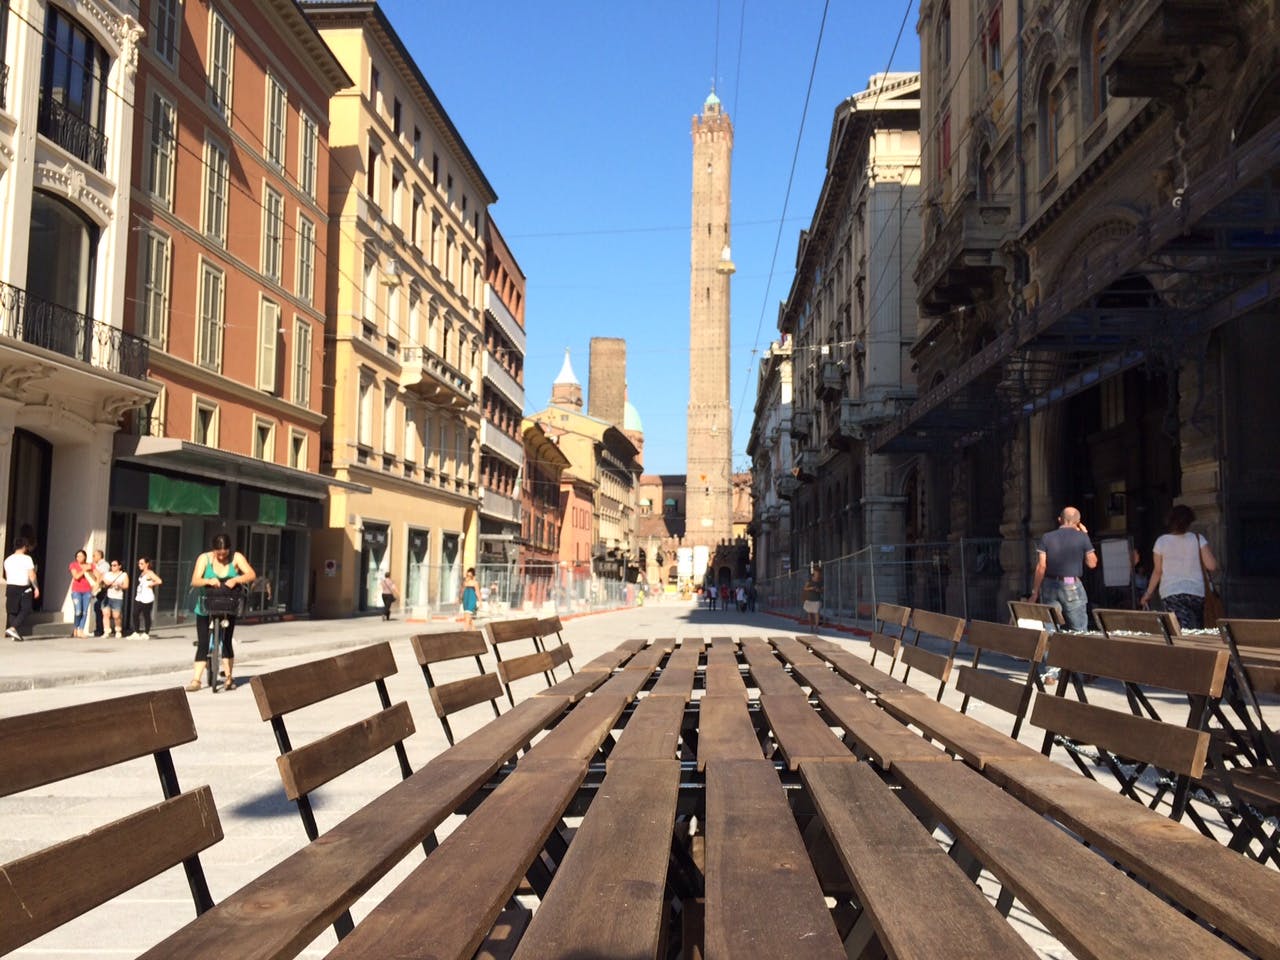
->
[686, 90, 735, 551]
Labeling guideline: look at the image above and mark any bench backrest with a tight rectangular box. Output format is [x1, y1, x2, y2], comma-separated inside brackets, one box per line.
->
[874, 602, 912, 633]
[901, 609, 968, 700]
[1008, 600, 1065, 631]
[535, 615, 575, 674]
[1094, 607, 1180, 643]
[1033, 633, 1229, 819]
[411, 629, 504, 745]
[956, 620, 1049, 738]
[1217, 619, 1280, 767]
[485, 618, 556, 705]
[0, 689, 221, 953]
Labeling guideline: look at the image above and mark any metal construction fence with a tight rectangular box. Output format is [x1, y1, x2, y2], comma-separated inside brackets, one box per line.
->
[756, 538, 1035, 625]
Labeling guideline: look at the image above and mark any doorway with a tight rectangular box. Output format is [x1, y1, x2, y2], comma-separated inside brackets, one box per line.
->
[405, 528, 429, 616]
[8, 430, 53, 605]
[245, 528, 281, 613]
[360, 523, 389, 611]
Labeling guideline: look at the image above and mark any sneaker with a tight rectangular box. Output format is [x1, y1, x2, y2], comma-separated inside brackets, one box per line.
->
[127, 632, 143, 639]
[140, 632, 150, 640]
[5, 627, 19, 641]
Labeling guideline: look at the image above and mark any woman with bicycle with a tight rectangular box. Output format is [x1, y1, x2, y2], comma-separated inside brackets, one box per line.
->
[186, 533, 256, 691]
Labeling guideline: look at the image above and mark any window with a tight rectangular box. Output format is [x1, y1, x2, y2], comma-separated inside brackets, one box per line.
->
[403, 405, 417, 463]
[413, 126, 422, 161]
[430, 213, 441, 267]
[257, 298, 280, 392]
[392, 97, 402, 135]
[138, 229, 172, 346]
[262, 186, 284, 281]
[207, 7, 234, 123]
[383, 384, 396, 454]
[391, 166, 403, 229]
[137, 385, 166, 437]
[288, 430, 307, 469]
[370, 64, 381, 111]
[1086, 8, 1110, 122]
[265, 73, 286, 168]
[1037, 71, 1059, 180]
[446, 231, 456, 285]
[147, 92, 177, 208]
[939, 111, 952, 173]
[151, 0, 181, 66]
[937, 3, 951, 71]
[25, 191, 97, 316]
[253, 418, 275, 462]
[357, 371, 374, 446]
[296, 214, 315, 304]
[440, 422, 451, 473]
[387, 286, 400, 347]
[411, 192, 423, 246]
[366, 140, 381, 204]
[408, 293, 420, 345]
[292, 317, 312, 406]
[39, 8, 110, 171]
[362, 256, 377, 322]
[432, 152, 439, 185]
[193, 399, 218, 446]
[196, 261, 225, 370]
[299, 111, 318, 199]
[422, 411, 433, 466]
[202, 138, 229, 245]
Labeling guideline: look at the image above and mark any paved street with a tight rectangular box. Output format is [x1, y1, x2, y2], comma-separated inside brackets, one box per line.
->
[3, 600, 1069, 958]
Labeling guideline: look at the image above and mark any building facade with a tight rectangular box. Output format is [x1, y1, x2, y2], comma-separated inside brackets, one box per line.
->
[519, 417, 567, 611]
[111, 0, 348, 621]
[746, 338, 794, 581]
[304, 2, 495, 617]
[1, 0, 155, 627]
[478, 216, 525, 568]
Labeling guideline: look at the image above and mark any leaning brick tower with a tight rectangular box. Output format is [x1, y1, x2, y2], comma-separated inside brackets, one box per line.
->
[686, 90, 735, 554]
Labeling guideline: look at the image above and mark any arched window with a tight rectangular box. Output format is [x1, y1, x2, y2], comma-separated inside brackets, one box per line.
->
[937, 3, 951, 73]
[26, 190, 98, 316]
[976, 144, 994, 201]
[1083, 5, 1110, 123]
[1037, 70, 1060, 180]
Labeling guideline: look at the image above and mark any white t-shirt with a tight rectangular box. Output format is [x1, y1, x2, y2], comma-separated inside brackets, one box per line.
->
[103, 570, 127, 600]
[1154, 532, 1208, 599]
[4, 553, 34, 587]
[135, 573, 158, 604]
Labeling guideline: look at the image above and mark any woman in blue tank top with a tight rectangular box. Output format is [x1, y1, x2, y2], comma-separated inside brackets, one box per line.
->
[186, 533, 256, 691]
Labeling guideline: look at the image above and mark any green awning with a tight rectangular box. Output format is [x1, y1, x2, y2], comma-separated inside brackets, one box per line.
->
[259, 493, 287, 526]
[148, 474, 221, 515]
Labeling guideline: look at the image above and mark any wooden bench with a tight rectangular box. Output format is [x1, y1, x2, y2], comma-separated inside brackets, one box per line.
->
[649, 641, 701, 698]
[890, 758, 1244, 960]
[249, 642, 418, 939]
[486, 617, 558, 706]
[799, 760, 1037, 959]
[533, 615, 575, 675]
[898, 608, 967, 700]
[956, 619, 1049, 738]
[411, 629, 503, 745]
[703, 645, 748, 698]
[867, 601, 912, 670]
[704, 759, 846, 958]
[0, 689, 222, 955]
[608, 693, 690, 766]
[876, 687, 1047, 770]
[1094, 607, 1181, 644]
[741, 639, 806, 696]
[511, 760, 681, 959]
[759, 692, 857, 770]
[1007, 599, 1065, 631]
[697, 696, 764, 770]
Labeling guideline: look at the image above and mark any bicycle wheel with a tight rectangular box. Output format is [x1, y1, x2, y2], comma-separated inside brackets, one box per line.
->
[208, 620, 222, 694]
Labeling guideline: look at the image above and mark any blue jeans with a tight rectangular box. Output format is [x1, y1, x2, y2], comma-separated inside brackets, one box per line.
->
[1041, 578, 1089, 632]
[71, 591, 92, 631]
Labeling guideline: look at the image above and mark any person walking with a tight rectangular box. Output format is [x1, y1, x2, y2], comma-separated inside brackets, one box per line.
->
[802, 565, 823, 631]
[379, 571, 398, 621]
[100, 559, 129, 638]
[130, 556, 162, 639]
[460, 568, 479, 627]
[68, 550, 96, 638]
[1029, 506, 1097, 631]
[91, 548, 110, 636]
[4, 539, 39, 642]
[1140, 504, 1219, 629]
[187, 533, 256, 691]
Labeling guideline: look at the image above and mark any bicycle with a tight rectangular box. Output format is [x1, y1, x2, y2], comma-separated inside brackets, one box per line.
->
[202, 584, 244, 694]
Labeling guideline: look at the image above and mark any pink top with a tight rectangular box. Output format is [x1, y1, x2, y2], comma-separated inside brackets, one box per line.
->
[69, 562, 94, 593]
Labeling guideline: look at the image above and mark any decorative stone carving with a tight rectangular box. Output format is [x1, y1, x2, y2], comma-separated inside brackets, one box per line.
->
[0, 362, 56, 398]
[118, 16, 146, 81]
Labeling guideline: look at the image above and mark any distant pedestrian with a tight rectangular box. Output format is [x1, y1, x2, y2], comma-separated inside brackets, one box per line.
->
[68, 550, 95, 638]
[4, 538, 40, 642]
[460, 568, 479, 628]
[1030, 506, 1097, 631]
[1141, 504, 1219, 629]
[100, 559, 129, 638]
[91, 548, 110, 636]
[736, 585, 746, 611]
[379, 572, 398, 621]
[747, 581, 757, 612]
[707, 584, 717, 609]
[802, 565, 823, 630]
[130, 557, 162, 639]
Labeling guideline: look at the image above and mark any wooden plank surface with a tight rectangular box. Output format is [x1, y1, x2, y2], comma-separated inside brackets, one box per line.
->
[250, 643, 398, 719]
[965, 620, 1047, 662]
[137, 757, 495, 960]
[1045, 633, 1228, 696]
[616, 638, 651, 655]
[899, 644, 953, 685]
[0, 688, 197, 796]
[535, 669, 610, 702]
[800, 761, 1037, 960]
[815, 692, 949, 770]
[1, 788, 222, 954]
[878, 690, 1044, 770]
[704, 759, 845, 959]
[823, 648, 917, 697]
[609, 694, 689, 766]
[595, 663, 655, 702]
[868, 632, 901, 661]
[909, 609, 967, 643]
[486, 618, 543, 645]
[954, 665, 1028, 719]
[431, 672, 505, 717]
[891, 759, 1242, 960]
[624, 642, 669, 673]
[983, 755, 1280, 960]
[579, 648, 632, 672]
[758, 693, 853, 769]
[512, 760, 681, 960]
[446, 695, 570, 763]
[523, 694, 629, 763]
[875, 603, 912, 628]
[703, 648, 748, 699]
[649, 647, 700, 698]
[773, 648, 853, 700]
[324, 760, 588, 960]
[696, 696, 763, 770]
[277, 701, 415, 800]
[411, 629, 488, 665]
[497, 649, 557, 686]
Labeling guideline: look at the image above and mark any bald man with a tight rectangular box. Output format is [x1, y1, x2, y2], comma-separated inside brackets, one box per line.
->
[1030, 506, 1097, 631]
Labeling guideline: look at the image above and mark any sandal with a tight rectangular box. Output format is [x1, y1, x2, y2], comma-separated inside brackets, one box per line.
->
[223, 678, 237, 691]
[185, 680, 202, 692]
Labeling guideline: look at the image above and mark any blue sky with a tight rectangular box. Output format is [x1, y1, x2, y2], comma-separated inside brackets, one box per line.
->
[380, 0, 919, 474]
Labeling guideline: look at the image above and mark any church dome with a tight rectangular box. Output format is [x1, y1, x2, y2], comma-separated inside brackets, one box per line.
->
[624, 400, 643, 433]
[553, 349, 579, 385]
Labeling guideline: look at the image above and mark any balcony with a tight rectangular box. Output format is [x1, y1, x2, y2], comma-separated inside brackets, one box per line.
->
[1, 63, 9, 111]
[818, 360, 845, 401]
[789, 409, 813, 439]
[481, 351, 524, 409]
[479, 487, 522, 524]
[1107, 0, 1241, 99]
[0, 280, 149, 380]
[915, 191, 1012, 315]
[479, 418, 523, 467]
[793, 448, 819, 481]
[483, 284, 526, 353]
[401, 344, 475, 410]
[775, 473, 800, 499]
[37, 90, 107, 173]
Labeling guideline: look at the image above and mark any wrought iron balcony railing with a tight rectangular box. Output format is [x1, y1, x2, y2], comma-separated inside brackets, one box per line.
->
[0, 280, 149, 380]
[37, 90, 108, 172]
[1, 63, 9, 112]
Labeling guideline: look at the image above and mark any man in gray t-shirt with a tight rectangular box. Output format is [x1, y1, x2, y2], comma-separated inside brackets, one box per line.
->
[1030, 506, 1097, 631]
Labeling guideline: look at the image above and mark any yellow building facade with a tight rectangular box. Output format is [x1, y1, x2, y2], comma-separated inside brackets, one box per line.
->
[304, 3, 495, 616]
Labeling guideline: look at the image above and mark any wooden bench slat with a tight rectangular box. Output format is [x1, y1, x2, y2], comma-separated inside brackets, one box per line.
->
[891, 759, 1241, 960]
[535, 669, 610, 702]
[0, 688, 196, 796]
[277, 701, 416, 800]
[984, 755, 1280, 960]
[1045, 633, 1228, 697]
[325, 761, 589, 960]
[137, 758, 495, 960]
[823, 648, 916, 697]
[615, 637, 651, 655]
[512, 760, 680, 960]
[875, 602, 912, 628]
[548, 643, 574, 668]
[579, 648, 631, 672]
[649, 649, 699, 698]
[774, 648, 856, 699]
[486, 618, 544, 644]
[250, 643, 398, 719]
[497, 649, 557, 685]
[703, 648, 748, 698]
[522, 694, 629, 763]
[899, 643, 952, 683]
[909, 609, 967, 643]
[594, 664, 654, 702]
[799, 762, 1037, 960]
[815, 692, 950, 770]
[697, 696, 763, 770]
[758, 693, 853, 770]
[624, 643, 667, 672]
[1029, 693, 1210, 778]
[955, 665, 1029, 718]
[608, 695, 689, 766]
[447, 695, 571, 764]
[411, 629, 488, 665]
[0, 787, 222, 954]
[966, 620, 1048, 661]
[878, 690, 1045, 770]
[868, 632, 900, 661]
[431, 672, 506, 717]
[704, 759, 845, 958]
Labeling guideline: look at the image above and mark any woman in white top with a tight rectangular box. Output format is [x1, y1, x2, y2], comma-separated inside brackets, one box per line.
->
[1140, 504, 1218, 629]
[100, 560, 129, 638]
[131, 557, 162, 639]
